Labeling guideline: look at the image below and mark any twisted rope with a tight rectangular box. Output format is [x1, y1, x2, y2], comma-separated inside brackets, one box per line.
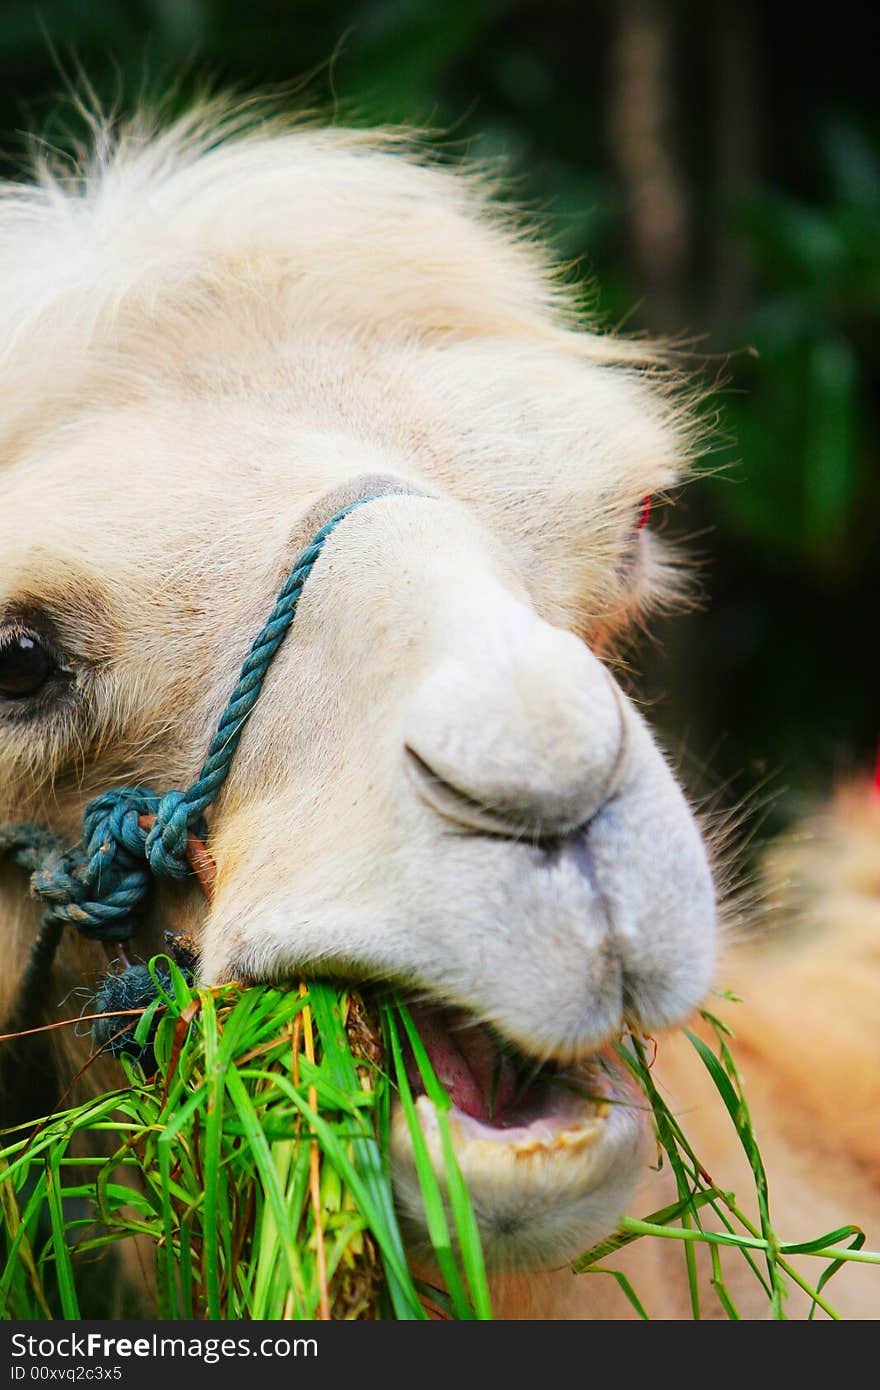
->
[142, 499, 372, 878]
[0, 495, 382, 1025]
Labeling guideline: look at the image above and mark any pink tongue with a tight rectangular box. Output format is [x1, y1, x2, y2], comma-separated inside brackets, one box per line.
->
[409, 1008, 519, 1122]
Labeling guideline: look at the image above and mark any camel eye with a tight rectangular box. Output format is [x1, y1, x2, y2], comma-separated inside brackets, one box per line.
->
[0, 630, 57, 700]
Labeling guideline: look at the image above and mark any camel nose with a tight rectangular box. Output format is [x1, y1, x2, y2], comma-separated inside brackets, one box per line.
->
[403, 594, 625, 839]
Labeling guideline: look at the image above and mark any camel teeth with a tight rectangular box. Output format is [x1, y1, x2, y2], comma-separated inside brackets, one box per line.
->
[510, 1125, 603, 1158]
[411, 1092, 608, 1160]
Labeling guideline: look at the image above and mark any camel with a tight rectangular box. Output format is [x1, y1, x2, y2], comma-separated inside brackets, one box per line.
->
[0, 104, 876, 1319]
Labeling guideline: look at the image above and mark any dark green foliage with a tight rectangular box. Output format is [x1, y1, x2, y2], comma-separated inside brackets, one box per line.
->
[715, 117, 880, 571]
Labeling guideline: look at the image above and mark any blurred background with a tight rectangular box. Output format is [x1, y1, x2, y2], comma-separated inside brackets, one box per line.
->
[1, 0, 877, 846]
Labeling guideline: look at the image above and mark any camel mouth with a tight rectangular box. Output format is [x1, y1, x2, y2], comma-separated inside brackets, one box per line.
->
[401, 1003, 621, 1150]
[390, 1003, 645, 1268]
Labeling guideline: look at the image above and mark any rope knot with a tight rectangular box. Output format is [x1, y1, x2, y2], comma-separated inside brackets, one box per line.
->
[144, 790, 203, 879]
[29, 844, 88, 907]
[82, 788, 156, 865]
[10, 787, 208, 945]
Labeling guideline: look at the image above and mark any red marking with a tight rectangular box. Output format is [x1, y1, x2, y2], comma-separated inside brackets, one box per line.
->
[637, 495, 651, 531]
[874, 740, 880, 800]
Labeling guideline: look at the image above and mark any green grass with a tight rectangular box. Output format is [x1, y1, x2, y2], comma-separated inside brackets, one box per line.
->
[573, 998, 878, 1319]
[0, 962, 490, 1320]
[0, 967, 877, 1320]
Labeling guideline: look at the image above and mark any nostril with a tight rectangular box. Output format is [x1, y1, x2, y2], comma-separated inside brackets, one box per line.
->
[404, 744, 527, 838]
[404, 744, 593, 841]
[404, 634, 627, 837]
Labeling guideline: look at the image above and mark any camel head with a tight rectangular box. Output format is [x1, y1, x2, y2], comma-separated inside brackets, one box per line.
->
[0, 108, 715, 1271]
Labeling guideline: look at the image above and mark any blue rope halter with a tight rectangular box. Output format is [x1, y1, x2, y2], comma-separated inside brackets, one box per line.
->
[0, 494, 383, 1038]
